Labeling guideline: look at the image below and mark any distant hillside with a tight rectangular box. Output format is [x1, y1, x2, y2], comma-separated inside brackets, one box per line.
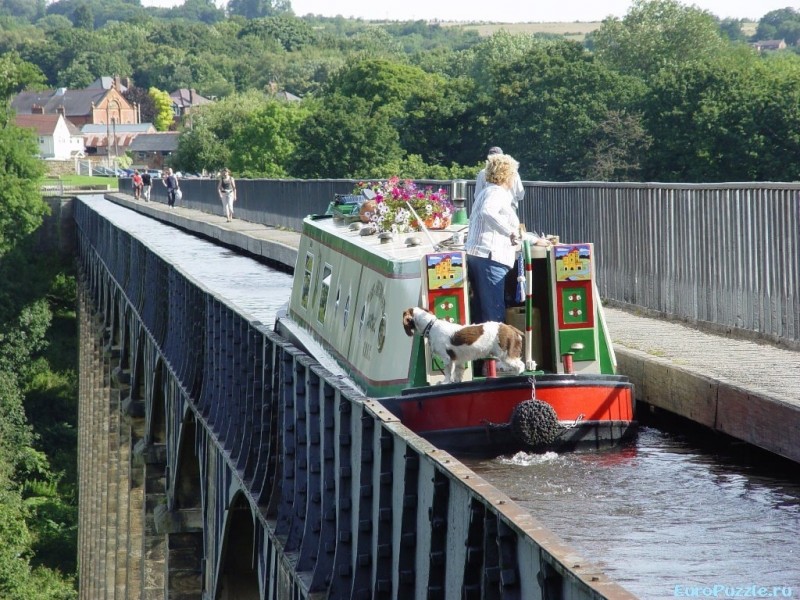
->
[452, 21, 602, 41]
[438, 20, 758, 41]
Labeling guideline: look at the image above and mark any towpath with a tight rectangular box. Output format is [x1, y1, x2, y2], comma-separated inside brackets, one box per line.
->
[103, 193, 800, 464]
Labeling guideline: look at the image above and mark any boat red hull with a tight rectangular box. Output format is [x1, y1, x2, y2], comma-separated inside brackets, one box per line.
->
[380, 374, 636, 456]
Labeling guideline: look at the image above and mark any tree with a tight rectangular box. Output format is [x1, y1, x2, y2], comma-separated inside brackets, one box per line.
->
[0, 53, 45, 123]
[0, 126, 48, 256]
[291, 94, 404, 178]
[71, 2, 92, 30]
[638, 48, 800, 181]
[226, 97, 310, 176]
[718, 18, 747, 43]
[756, 8, 800, 45]
[169, 0, 225, 25]
[584, 110, 651, 181]
[237, 15, 316, 51]
[149, 87, 174, 131]
[172, 121, 230, 173]
[486, 40, 646, 181]
[123, 86, 157, 124]
[0, 0, 46, 21]
[226, 0, 290, 19]
[593, 0, 726, 79]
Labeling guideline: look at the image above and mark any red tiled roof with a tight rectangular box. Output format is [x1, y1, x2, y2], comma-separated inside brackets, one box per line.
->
[14, 113, 62, 135]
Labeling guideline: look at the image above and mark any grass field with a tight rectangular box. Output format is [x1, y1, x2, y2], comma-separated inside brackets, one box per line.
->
[442, 20, 758, 41]
[43, 174, 118, 190]
[459, 21, 602, 41]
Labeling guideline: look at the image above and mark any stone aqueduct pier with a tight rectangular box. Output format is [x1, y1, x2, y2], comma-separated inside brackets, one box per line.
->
[75, 196, 631, 599]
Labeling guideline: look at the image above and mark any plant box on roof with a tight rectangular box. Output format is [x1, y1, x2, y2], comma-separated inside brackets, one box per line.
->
[355, 177, 453, 233]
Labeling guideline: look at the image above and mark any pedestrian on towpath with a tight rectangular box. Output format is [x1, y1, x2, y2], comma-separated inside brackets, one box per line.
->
[141, 170, 152, 201]
[474, 146, 524, 211]
[163, 168, 180, 207]
[132, 169, 143, 200]
[217, 168, 237, 222]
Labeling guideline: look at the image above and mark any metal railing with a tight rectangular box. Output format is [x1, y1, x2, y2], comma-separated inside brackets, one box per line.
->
[118, 177, 800, 346]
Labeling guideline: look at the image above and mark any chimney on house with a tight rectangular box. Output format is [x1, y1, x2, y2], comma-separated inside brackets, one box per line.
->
[32, 104, 43, 114]
[189, 89, 195, 104]
[56, 106, 65, 116]
[114, 75, 121, 91]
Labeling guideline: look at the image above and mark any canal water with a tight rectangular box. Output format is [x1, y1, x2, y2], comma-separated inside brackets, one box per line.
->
[86, 198, 800, 599]
[463, 427, 800, 599]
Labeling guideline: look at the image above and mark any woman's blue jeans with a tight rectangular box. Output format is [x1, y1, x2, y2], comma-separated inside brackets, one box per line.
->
[467, 255, 511, 323]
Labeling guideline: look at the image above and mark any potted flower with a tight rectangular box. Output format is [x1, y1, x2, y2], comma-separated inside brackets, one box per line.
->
[354, 177, 453, 234]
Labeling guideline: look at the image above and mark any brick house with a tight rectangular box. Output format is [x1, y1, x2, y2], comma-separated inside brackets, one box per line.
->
[752, 39, 787, 52]
[169, 88, 213, 120]
[12, 76, 138, 128]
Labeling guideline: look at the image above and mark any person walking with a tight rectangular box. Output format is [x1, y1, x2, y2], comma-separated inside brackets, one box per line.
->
[141, 170, 152, 201]
[464, 153, 521, 324]
[132, 169, 143, 200]
[217, 168, 237, 222]
[475, 146, 524, 210]
[162, 168, 180, 207]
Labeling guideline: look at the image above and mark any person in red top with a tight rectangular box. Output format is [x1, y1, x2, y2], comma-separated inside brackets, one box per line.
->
[132, 170, 143, 200]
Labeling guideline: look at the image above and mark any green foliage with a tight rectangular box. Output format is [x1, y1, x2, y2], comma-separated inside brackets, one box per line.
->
[643, 48, 800, 181]
[718, 18, 746, 43]
[593, 0, 726, 79]
[0, 0, 46, 21]
[757, 8, 800, 45]
[584, 110, 652, 181]
[380, 154, 480, 180]
[0, 371, 34, 479]
[173, 121, 230, 173]
[486, 40, 647, 181]
[227, 98, 310, 176]
[46, 0, 146, 29]
[291, 94, 404, 178]
[0, 52, 46, 119]
[227, 0, 291, 20]
[149, 86, 174, 131]
[0, 300, 52, 378]
[0, 126, 48, 256]
[172, 90, 310, 175]
[168, 0, 225, 25]
[71, 3, 92, 30]
[238, 15, 316, 51]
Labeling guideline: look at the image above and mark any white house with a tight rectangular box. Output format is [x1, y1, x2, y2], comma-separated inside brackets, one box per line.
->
[14, 113, 85, 159]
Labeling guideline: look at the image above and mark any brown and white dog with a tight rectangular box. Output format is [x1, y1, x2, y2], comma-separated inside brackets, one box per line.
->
[402, 307, 525, 383]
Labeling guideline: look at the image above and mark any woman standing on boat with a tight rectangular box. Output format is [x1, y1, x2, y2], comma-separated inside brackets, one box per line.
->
[464, 153, 521, 324]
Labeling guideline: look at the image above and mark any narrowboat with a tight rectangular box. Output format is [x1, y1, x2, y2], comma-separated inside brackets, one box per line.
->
[275, 195, 635, 457]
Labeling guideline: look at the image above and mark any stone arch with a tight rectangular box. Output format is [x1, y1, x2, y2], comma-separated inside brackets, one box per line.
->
[215, 492, 259, 600]
[149, 359, 167, 445]
[173, 415, 201, 510]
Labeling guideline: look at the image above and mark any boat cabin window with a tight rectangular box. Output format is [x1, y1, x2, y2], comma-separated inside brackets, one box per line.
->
[343, 294, 350, 328]
[300, 252, 314, 310]
[317, 265, 332, 323]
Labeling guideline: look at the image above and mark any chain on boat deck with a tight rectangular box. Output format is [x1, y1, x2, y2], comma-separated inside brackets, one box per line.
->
[103, 193, 800, 464]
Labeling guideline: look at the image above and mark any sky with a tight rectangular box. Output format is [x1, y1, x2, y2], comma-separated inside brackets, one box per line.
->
[142, 0, 797, 23]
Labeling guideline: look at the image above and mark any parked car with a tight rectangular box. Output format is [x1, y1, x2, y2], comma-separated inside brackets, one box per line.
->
[92, 165, 118, 177]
